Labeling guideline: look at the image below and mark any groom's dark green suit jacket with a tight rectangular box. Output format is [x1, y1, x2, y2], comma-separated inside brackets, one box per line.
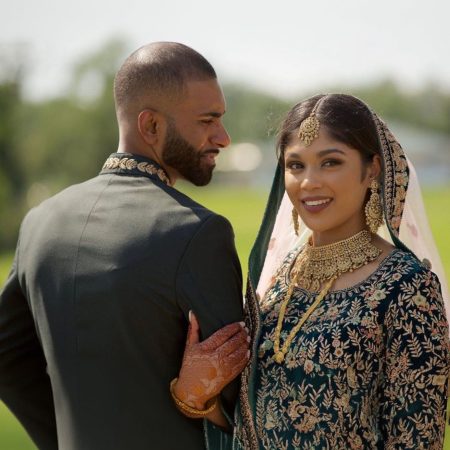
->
[0, 153, 244, 450]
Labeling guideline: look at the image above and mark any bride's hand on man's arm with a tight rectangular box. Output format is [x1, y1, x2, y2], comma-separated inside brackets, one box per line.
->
[172, 311, 250, 428]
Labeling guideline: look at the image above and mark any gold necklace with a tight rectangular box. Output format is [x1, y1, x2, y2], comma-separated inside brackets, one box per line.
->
[273, 230, 381, 364]
[292, 230, 381, 292]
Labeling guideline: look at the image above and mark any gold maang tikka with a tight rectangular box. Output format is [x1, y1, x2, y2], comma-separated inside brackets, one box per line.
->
[298, 100, 322, 146]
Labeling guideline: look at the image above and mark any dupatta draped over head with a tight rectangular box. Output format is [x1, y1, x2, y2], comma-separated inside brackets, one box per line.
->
[236, 100, 449, 450]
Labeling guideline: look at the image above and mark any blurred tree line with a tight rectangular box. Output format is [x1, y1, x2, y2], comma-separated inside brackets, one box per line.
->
[1, 38, 450, 251]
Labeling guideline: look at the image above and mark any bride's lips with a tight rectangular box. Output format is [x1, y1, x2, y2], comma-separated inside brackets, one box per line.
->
[301, 196, 333, 213]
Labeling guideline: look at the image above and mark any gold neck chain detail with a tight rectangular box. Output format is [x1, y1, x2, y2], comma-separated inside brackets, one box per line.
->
[273, 230, 381, 364]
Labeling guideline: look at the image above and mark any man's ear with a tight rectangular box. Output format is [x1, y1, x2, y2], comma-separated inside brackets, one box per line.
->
[137, 109, 164, 146]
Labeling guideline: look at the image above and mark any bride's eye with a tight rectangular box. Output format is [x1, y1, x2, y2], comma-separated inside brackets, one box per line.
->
[322, 159, 342, 167]
[286, 161, 304, 170]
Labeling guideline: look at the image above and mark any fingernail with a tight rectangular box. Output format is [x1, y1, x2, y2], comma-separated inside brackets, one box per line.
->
[244, 327, 249, 334]
[189, 310, 192, 322]
[239, 321, 245, 328]
[246, 336, 251, 343]
[246, 350, 250, 358]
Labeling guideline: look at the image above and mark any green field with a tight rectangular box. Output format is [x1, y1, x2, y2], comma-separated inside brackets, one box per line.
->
[0, 186, 449, 448]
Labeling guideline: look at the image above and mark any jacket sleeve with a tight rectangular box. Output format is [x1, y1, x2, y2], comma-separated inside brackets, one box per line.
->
[175, 213, 244, 426]
[0, 241, 58, 450]
[380, 268, 450, 449]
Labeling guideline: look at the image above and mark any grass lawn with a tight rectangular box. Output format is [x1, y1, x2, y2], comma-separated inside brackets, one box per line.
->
[0, 403, 35, 450]
[0, 185, 449, 449]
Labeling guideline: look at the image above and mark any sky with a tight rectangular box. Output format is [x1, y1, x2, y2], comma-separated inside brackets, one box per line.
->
[1, 0, 450, 100]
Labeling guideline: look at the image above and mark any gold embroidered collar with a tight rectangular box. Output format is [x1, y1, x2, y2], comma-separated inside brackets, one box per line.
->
[101, 153, 171, 186]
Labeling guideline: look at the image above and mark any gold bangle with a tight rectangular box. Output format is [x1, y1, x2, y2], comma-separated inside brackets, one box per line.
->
[169, 378, 217, 418]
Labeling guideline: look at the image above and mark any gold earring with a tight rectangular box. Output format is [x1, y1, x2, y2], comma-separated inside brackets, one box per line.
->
[365, 179, 384, 233]
[292, 208, 299, 236]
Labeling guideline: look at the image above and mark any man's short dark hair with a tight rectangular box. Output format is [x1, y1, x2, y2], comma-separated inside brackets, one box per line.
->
[114, 42, 217, 113]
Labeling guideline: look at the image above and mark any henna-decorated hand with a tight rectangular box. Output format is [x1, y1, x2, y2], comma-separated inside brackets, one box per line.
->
[173, 312, 250, 410]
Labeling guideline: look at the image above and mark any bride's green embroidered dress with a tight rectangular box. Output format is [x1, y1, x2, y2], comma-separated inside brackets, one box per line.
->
[254, 248, 446, 449]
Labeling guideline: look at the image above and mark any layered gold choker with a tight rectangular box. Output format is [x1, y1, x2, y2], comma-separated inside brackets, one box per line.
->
[273, 230, 381, 364]
[292, 230, 381, 292]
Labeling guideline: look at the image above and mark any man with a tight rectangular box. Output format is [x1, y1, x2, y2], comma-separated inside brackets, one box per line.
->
[0, 42, 245, 449]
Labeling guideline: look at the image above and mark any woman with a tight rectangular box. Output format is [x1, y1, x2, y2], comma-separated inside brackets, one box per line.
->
[172, 94, 450, 449]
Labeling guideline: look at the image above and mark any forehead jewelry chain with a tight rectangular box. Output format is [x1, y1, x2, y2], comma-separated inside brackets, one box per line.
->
[297, 97, 324, 146]
[298, 114, 320, 146]
[273, 230, 381, 364]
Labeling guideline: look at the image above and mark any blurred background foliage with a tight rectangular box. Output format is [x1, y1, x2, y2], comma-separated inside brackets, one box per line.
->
[1, 38, 449, 251]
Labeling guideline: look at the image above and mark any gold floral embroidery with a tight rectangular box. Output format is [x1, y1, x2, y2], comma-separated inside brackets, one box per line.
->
[372, 113, 409, 239]
[395, 172, 409, 187]
[432, 374, 447, 386]
[102, 156, 170, 186]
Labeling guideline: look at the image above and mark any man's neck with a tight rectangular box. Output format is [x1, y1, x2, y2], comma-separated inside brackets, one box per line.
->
[116, 147, 178, 185]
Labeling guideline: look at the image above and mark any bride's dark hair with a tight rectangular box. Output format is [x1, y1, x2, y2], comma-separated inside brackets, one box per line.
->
[276, 94, 381, 169]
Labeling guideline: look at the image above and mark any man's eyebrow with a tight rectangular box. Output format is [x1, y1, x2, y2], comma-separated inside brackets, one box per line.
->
[198, 111, 224, 118]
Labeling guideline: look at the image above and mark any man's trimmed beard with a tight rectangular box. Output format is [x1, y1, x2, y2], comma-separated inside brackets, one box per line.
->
[162, 120, 217, 186]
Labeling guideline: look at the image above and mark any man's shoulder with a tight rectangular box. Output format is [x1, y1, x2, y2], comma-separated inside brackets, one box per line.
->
[163, 188, 233, 235]
[21, 175, 233, 241]
[163, 185, 211, 213]
[23, 175, 104, 219]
